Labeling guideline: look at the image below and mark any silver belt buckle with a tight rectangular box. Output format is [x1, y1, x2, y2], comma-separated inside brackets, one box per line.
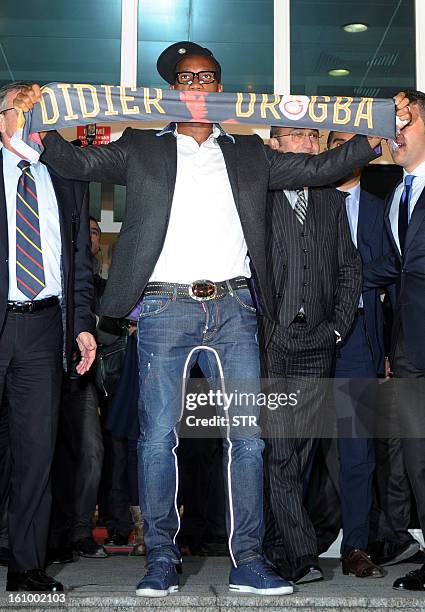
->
[189, 279, 217, 301]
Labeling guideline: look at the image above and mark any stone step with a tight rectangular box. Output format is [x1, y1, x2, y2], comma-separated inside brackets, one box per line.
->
[1, 556, 424, 612]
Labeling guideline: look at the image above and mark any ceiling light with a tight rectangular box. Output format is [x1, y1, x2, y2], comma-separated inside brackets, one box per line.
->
[343, 23, 368, 33]
[328, 68, 351, 77]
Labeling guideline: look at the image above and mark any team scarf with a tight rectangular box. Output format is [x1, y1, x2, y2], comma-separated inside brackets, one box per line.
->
[13, 83, 396, 161]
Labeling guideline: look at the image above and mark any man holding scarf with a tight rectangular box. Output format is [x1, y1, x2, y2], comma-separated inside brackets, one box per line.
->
[14, 42, 410, 597]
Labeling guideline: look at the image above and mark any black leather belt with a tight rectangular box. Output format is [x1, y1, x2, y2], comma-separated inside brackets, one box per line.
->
[144, 277, 249, 301]
[7, 296, 59, 313]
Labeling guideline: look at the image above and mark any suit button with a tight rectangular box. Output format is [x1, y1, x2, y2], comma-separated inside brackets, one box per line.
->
[301, 232, 305, 237]
[303, 248, 308, 253]
[303, 282, 308, 287]
[304, 265, 308, 269]
[276, 292, 282, 298]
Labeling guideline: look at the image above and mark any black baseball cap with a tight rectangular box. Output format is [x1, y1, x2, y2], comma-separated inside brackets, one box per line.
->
[157, 41, 222, 85]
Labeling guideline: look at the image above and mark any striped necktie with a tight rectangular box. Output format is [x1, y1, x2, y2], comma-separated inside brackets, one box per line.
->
[294, 188, 308, 224]
[15, 160, 45, 298]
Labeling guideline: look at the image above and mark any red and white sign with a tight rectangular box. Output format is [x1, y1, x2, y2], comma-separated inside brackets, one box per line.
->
[76, 125, 111, 146]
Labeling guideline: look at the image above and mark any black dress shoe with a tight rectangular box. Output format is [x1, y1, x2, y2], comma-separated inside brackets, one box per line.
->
[104, 534, 129, 546]
[409, 550, 425, 564]
[73, 537, 108, 558]
[273, 555, 323, 584]
[6, 569, 64, 591]
[393, 564, 425, 591]
[369, 539, 419, 566]
[293, 563, 323, 584]
[46, 546, 74, 565]
[0, 546, 9, 567]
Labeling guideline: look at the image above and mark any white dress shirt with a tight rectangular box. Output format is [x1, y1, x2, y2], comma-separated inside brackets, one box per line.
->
[2, 147, 62, 300]
[283, 188, 308, 211]
[149, 124, 251, 284]
[389, 159, 425, 253]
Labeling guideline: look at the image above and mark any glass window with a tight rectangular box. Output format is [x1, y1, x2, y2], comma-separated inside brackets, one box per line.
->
[290, 0, 415, 97]
[0, 0, 121, 87]
[138, 0, 274, 92]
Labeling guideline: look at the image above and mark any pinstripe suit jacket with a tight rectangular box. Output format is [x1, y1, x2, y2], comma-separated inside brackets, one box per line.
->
[261, 187, 362, 349]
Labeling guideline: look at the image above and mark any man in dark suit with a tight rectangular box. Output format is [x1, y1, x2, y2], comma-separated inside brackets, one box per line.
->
[15, 47, 409, 598]
[260, 125, 362, 584]
[0, 81, 96, 592]
[48, 215, 106, 563]
[324, 130, 389, 578]
[362, 90, 425, 591]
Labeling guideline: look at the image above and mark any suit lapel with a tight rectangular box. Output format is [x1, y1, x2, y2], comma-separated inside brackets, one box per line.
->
[274, 191, 288, 261]
[0, 153, 8, 262]
[307, 189, 325, 258]
[384, 184, 401, 259]
[50, 172, 69, 254]
[405, 186, 425, 253]
[357, 191, 377, 262]
[160, 132, 177, 216]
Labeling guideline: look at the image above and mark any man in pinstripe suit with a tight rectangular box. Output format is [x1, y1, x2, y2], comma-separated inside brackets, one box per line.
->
[261, 126, 362, 584]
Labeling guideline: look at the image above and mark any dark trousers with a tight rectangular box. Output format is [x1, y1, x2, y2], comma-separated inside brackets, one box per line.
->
[0, 400, 10, 550]
[177, 436, 226, 549]
[369, 437, 414, 546]
[390, 328, 425, 540]
[0, 306, 62, 571]
[262, 321, 335, 565]
[98, 397, 133, 538]
[334, 313, 376, 553]
[50, 377, 103, 546]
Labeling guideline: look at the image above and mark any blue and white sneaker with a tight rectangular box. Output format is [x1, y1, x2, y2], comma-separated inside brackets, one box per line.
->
[136, 560, 179, 597]
[229, 558, 294, 595]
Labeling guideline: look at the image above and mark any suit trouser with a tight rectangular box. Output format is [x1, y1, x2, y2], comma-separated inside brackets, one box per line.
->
[0, 400, 10, 549]
[262, 321, 335, 564]
[98, 396, 134, 539]
[333, 313, 377, 553]
[391, 329, 425, 540]
[0, 305, 62, 571]
[369, 437, 414, 546]
[49, 377, 104, 546]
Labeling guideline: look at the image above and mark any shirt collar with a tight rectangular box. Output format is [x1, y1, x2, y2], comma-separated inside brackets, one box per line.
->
[156, 122, 235, 144]
[402, 158, 425, 179]
[338, 181, 361, 202]
[1, 143, 38, 169]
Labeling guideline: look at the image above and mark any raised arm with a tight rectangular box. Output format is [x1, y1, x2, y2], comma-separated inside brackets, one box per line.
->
[265, 134, 378, 190]
[14, 83, 130, 185]
[41, 129, 130, 185]
[265, 90, 410, 190]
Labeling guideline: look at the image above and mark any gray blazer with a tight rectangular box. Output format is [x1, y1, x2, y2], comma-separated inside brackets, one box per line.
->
[42, 129, 376, 319]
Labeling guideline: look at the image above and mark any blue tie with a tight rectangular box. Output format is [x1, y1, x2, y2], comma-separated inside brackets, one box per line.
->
[15, 160, 45, 298]
[398, 174, 415, 253]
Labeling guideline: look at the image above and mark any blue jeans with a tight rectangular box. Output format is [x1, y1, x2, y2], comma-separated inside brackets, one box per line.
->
[136, 288, 264, 566]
